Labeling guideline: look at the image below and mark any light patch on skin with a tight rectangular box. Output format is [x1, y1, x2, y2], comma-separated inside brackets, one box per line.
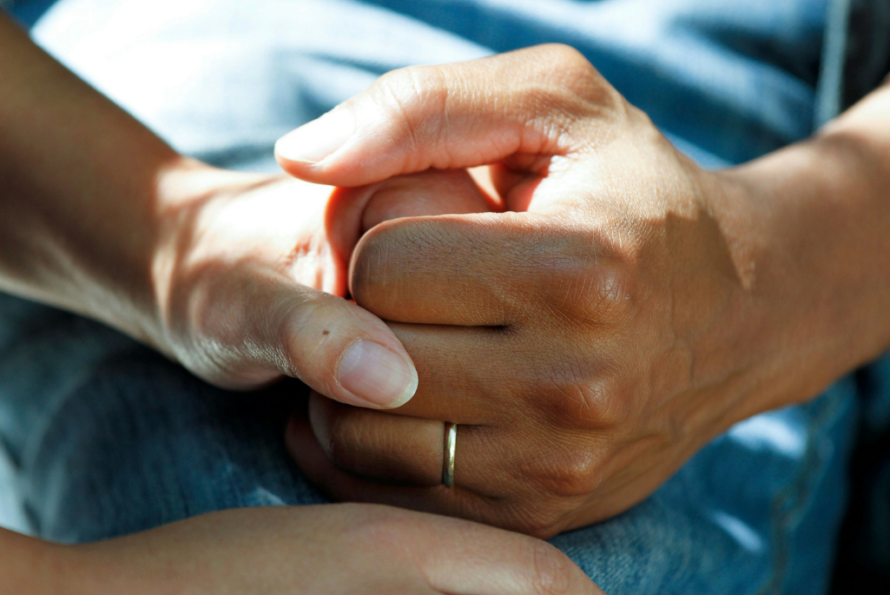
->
[282, 232, 339, 294]
[166, 175, 341, 294]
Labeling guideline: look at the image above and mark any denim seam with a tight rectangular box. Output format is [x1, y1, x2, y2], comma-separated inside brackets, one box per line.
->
[755, 392, 845, 595]
[815, 0, 852, 127]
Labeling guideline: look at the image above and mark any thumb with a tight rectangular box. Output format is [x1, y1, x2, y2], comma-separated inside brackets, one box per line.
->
[189, 266, 418, 409]
[275, 44, 616, 188]
[268, 284, 419, 409]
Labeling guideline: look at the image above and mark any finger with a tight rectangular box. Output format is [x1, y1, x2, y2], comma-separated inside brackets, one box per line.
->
[288, 411, 500, 518]
[350, 212, 612, 327]
[349, 214, 522, 326]
[325, 169, 494, 267]
[271, 284, 420, 409]
[287, 413, 597, 546]
[275, 44, 618, 187]
[308, 392, 519, 495]
[309, 392, 444, 486]
[361, 169, 498, 230]
[196, 266, 419, 409]
[373, 323, 518, 423]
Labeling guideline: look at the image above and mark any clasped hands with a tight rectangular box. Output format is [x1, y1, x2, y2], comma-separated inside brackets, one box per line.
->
[156, 45, 835, 539]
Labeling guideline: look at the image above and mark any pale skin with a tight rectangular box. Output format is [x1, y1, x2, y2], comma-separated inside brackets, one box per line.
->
[0, 13, 599, 595]
[1, 504, 599, 595]
[277, 46, 890, 538]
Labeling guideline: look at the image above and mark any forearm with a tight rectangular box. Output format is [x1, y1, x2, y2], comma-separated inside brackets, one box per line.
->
[716, 82, 890, 416]
[0, 14, 216, 349]
[0, 527, 70, 595]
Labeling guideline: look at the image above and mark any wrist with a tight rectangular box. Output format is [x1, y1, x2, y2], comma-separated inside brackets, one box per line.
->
[713, 119, 890, 416]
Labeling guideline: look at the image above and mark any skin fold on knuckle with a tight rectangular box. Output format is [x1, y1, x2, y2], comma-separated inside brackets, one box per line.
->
[516, 44, 626, 146]
[527, 538, 577, 594]
[525, 444, 605, 502]
[370, 65, 448, 170]
[528, 358, 632, 431]
[508, 220, 638, 326]
[548, 265, 637, 328]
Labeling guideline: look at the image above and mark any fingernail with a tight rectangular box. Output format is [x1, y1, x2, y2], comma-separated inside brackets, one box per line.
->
[275, 107, 355, 164]
[338, 340, 418, 408]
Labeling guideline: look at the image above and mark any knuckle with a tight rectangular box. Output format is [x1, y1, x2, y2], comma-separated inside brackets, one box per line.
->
[529, 540, 575, 594]
[537, 363, 632, 430]
[604, 224, 648, 263]
[582, 377, 634, 428]
[544, 263, 636, 326]
[563, 376, 634, 430]
[527, 224, 639, 326]
[282, 292, 332, 335]
[372, 65, 447, 163]
[586, 266, 636, 324]
[540, 378, 601, 428]
[378, 64, 442, 99]
[531, 44, 623, 117]
[511, 417, 605, 498]
[534, 448, 603, 499]
[572, 383, 607, 427]
[539, 44, 596, 78]
[600, 374, 637, 426]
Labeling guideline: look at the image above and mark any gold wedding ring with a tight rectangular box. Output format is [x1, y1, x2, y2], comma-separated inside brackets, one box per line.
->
[443, 422, 457, 488]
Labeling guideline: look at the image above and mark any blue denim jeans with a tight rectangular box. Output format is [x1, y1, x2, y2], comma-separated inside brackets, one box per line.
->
[0, 0, 883, 593]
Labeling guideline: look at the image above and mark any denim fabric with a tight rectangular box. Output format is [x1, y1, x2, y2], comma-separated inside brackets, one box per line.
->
[0, 1, 875, 593]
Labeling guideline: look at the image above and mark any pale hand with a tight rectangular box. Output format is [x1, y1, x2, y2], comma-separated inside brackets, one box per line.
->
[36, 505, 601, 594]
[150, 164, 490, 409]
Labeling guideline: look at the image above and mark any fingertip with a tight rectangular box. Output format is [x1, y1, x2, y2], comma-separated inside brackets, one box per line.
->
[275, 107, 356, 166]
[274, 149, 332, 184]
[281, 291, 417, 410]
[274, 151, 311, 178]
[275, 149, 382, 188]
[337, 339, 418, 409]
